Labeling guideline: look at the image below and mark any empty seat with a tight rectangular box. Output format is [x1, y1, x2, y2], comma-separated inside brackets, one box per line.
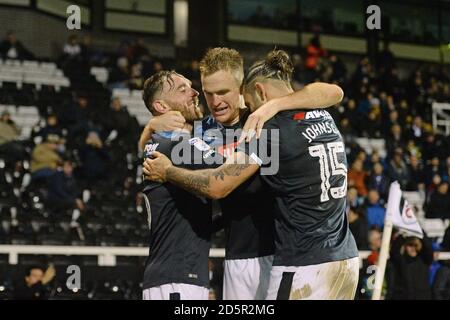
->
[112, 88, 130, 98]
[421, 218, 448, 239]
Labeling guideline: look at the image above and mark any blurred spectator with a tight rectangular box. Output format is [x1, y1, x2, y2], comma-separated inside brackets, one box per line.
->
[304, 36, 327, 82]
[103, 98, 139, 146]
[348, 159, 368, 196]
[62, 35, 82, 61]
[432, 260, 450, 300]
[387, 234, 433, 300]
[405, 139, 422, 161]
[131, 37, 149, 63]
[405, 155, 425, 192]
[368, 228, 382, 253]
[367, 163, 389, 200]
[329, 54, 347, 84]
[424, 156, 443, 187]
[14, 265, 55, 300]
[30, 135, 63, 182]
[386, 124, 405, 156]
[363, 110, 382, 138]
[346, 186, 362, 211]
[422, 134, 440, 162]
[78, 131, 109, 184]
[108, 57, 130, 90]
[365, 190, 386, 229]
[429, 242, 442, 287]
[425, 182, 450, 219]
[0, 110, 26, 163]
[0, 111, 20, 144]
[348, 206, 369, 250]
[0, 30, 34, 60]
[408, 116, 424, 142]
[47, 159, 84, 213]
[383, 111, 399, 138]
[35, 114, 64, 142]
[128, 63, 143, 90]
[387, 148, 410, 189]
[378, 42, 396, 75]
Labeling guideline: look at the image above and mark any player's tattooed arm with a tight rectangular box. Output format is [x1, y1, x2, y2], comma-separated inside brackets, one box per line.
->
[143, 151, 259, 199]
[240, 82, 344, 142]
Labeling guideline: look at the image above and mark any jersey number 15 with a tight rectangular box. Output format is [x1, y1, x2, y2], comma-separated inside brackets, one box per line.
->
[309, 142, 347, 202]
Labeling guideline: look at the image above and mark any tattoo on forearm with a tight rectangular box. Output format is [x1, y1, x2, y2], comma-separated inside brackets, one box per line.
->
[166, 164, 251, 198]
[167, 167, 211, 197]
[212, 164, 251, 181]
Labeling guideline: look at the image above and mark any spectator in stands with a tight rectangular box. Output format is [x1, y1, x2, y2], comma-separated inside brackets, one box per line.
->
[0, 111, 20, 144]
[108, 57, 130, 90]
[386, 124, 405, 156]
[128, 64, 143, 90]
[383, 110, 399, 138]
[424, 156, 443, 187]
[47, 159, 84, 214]
[62, 35, 81, 60]
[131, 37, 149, 63]
[342, 99, 360, 133]
[408, 115, 424, 142]
[0, 111, 25, 163]
[425, 182, 450, 220]
[432, 260, 450, 300]
[329, 54, 347, 84]
[378, 42, 396, 75]
[368, 227, 382, 252]
[304, 35, 327, 82]
[78, 131, 109, 185]
[422, 133, 440, 162]
[429, 242, 442, 288]
[103, 98, 139, 145]
[387, 234, 433, 300]
[35, 114, 64, 142]
[387, 148, 410, 189]
[348, 159, 368, 196]
[368, 163, 389, 200]
[406, 139, 422, 161]
[0, 30, 34, 60]
[348, 206, 369, 250]
[346, 186, 362, 211]
[30, 134, 63, 182]
[363, 109, 382, 138]
[406, 155, 425, 192]
[14, 265, 55, 300]
[365, 189, 386, 229]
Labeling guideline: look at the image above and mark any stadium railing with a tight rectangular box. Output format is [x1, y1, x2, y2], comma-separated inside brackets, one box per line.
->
[0, 245, 449, 267]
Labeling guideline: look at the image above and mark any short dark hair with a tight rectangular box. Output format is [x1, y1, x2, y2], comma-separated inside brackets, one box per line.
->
[26, 266, 44, 277]
[142, 70, 179, 114]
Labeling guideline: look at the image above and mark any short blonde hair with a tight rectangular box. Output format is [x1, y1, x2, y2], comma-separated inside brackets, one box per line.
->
[199, 47, 244, 86]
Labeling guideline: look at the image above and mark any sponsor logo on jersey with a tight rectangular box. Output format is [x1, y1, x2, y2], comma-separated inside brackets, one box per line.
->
[144, 143, 159, 158]
[189, 137, 211, 151]
[294, 110, 333, 121]
[217, 142, 239, 158]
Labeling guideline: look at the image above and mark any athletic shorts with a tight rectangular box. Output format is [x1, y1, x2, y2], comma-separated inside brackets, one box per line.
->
[143, 283, 209, 300]
[266, 257, 359, 300]
[223, 255, 273, 300]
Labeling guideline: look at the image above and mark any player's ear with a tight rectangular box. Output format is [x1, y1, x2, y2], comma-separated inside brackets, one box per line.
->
[152, 100, 170, 114]
[254, 82, 268, 104]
